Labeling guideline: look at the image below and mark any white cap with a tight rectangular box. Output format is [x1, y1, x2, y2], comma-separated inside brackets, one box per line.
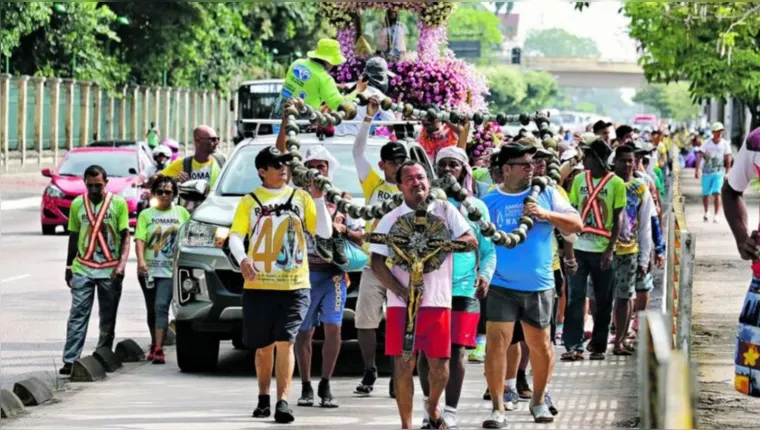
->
[303, 145, 340, 179]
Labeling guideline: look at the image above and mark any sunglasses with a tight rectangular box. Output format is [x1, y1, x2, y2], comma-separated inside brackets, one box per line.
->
[267, 161, 285, 170]
[154, 189, 174, 196]
[506, 162, 535, 170]
[200, 137, 220, 143]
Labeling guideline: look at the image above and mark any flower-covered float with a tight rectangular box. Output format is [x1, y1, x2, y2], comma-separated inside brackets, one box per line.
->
[318, 1, 490, 115]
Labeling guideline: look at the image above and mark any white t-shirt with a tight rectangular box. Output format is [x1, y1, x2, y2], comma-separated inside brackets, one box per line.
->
[698, 139, 731, 174]
[370, 200, 472, 309]
[335, 87, 395, 136]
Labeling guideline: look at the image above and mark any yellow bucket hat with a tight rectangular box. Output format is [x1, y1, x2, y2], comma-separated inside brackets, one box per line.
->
[308, 38, 347, 66]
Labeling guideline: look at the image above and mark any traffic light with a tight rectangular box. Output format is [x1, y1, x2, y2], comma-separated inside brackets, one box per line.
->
[511, 47, 522, 65]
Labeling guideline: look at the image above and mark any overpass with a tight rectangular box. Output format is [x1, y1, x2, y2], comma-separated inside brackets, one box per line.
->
[504, 56, 646, 89]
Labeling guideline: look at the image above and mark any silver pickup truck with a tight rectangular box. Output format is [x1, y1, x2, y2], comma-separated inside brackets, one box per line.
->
[171, 132, 433, 372]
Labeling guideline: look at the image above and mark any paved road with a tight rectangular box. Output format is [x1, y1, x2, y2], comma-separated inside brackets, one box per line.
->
[0, 181, 638, 429]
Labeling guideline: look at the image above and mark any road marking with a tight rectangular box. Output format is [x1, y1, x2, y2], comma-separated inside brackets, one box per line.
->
[0, 274, 30, 284]
[1, 197, 41, 211]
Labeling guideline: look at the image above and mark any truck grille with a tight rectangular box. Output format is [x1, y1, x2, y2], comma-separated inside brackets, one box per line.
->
[216, 270, 244, 295]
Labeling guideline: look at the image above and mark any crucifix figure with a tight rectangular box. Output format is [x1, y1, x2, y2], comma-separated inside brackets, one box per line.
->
[366, 203, 474, 361]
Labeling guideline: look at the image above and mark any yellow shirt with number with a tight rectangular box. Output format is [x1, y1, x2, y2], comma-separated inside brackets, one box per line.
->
[230, 186, 317, 291]
[161, 158, 221, 188]
[360, 169, 398, 240]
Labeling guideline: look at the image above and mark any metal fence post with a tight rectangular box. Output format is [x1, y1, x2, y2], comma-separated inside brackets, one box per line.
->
[200, 90, 208, 126]
[92, 85, 102, 142]
[0, 74, 9, 172]
[181, 89, 190, 151]
[17, 75, 30, 166]
[78, 82, 91, 147]
[49, 78, 62, 163]
[142, 86, 151, 137]
[153, 86, 161, 135]
[32, 76, 45, 165]
[131, 86, 140, 140]
[209, 90, 217, 131]
[677, 232, 695, 354]
[638, 311, 651, 429]
[63, 79, 75, 153]
[172, 88, 180, 142]
[106, 90, 115, 140]
[118, 86, 127, 140]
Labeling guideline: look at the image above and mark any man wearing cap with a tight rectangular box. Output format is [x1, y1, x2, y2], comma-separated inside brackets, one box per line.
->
[696, 122, 732, 223]
[272, 38, 347, 119]
[481, 143, 582, 428]
[562, 138, 627, 362]
[414, 147, 495, 429]
[336, 57, 396, 136]
[228, 146, 333, 424]
[294, 145, 365, 409]
[353, 98, 409, 397]
[721, 127, 760, 398]
[593, 120, 614, 145]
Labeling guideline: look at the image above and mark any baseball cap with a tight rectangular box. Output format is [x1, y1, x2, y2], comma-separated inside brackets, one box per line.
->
[255, 146, 294, 170]
[581, 138, 613, 164]
[593, 120, 613, 134]
[380, 141, 408, 162]
[627, 139, 655, 154]
[363, 57, 396, 92]
[712, 122, 725, 132]
[519, 136, 553, 158]
[494, 142, 538, 167]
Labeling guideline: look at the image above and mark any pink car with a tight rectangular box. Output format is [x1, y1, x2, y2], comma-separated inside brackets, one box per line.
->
[40, 147, 151, 235]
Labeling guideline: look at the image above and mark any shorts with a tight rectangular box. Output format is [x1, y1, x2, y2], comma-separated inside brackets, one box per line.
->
[511, 320, 525, 345]
[300, 269, 347, 332]
[385, 307, 451, 359]
[486, 287, 555, 329]
[735, 277, 760, 397]
[355, 268, 387, 330]
[451, 296, 480, 348]
[701, 172, 724, 196]
[242, 288, 310, 350]
[614, 254, 637, 300]
[636, 272, 655, 293]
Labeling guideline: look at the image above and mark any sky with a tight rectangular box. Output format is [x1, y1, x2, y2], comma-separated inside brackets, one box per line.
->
[509, 1, 639, 62]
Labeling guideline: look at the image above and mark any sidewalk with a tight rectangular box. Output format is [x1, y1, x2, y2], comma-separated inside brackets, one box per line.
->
[679, 169, 760, 427]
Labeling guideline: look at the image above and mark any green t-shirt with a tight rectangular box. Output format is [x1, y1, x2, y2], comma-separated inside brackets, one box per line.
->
[68, 194, 130, 279]
[569, 171, 627, 253]
[653, 166, 665, 199]
[473, 167, 493, 184]
[135, 206, 191, 278]
[273, 59, 344, 117]
[147, 130, 159, 149]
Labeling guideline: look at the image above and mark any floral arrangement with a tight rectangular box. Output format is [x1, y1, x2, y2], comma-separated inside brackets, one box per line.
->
[317, 1, 456, 29]
[469, 121, 504, 159]
[336, 24, 357, 62]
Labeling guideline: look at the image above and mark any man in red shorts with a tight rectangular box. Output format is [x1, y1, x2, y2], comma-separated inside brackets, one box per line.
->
[370, 161, 476, 429]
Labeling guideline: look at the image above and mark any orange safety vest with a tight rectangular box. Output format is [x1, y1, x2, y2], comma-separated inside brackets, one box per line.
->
[76, 192, 119, 269]
[580, 171, 614, 239]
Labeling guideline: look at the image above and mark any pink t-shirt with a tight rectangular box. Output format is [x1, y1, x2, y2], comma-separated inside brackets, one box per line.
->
[726, 134, 760, 277]
[369, 200, 472, 309]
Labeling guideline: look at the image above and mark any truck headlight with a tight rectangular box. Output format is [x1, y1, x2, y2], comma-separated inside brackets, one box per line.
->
[182, 221, 218, 247]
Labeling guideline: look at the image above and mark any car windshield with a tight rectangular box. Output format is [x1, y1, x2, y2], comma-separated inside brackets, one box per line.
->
[218, 143, 383, 198]
[58, 151, 138, 177]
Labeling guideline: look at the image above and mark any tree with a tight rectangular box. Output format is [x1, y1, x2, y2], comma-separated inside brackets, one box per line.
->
[447, 6, 504, 59]
[523, 27, 601, 58]
[480, 66, 559, 113]
[623, 2, 760, 128]
[633, 83, 700, 122]
[0, 2, 51, 59]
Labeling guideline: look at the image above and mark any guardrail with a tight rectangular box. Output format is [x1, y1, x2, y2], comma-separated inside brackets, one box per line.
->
[639, 156, 698, 429]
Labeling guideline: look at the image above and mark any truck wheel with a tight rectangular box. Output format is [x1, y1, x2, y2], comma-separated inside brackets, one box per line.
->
[176, 321, 220, 373]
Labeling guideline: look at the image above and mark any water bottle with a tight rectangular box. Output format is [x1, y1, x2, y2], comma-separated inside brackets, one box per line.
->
[146, 275, 155, 290]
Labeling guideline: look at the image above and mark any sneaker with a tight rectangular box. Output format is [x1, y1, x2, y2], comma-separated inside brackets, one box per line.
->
[482, 410, 509, 429]
[545, 392, 559, 416]
[421, 417, 431, 429]
[503, 388, 519, 411]
[59, 363, 72, 376]
[298, 382, 314, 407]
[353, 368, 377, 397]
[713, 215, 720, 224]
[146, 344, 156, 361]
[252, 395, 271, 418]
[443, 411, 459, 429]
[332, 234, 348, 266]
[152, 348, 166, 365]
[529, 402, 554, 423]
[274, 400, 295, 424]
[317, 379, 338, 408]
[315, 237, 334, 263]
[703, 214, 709, 222]
[469, 344, 486, 363]
[516, 375, 532, 400]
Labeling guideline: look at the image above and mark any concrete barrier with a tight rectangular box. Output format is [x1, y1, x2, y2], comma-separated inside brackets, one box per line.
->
[12, 377, 54, 406]
[70, 356, 107, 382]
[0, 389, 26, 418]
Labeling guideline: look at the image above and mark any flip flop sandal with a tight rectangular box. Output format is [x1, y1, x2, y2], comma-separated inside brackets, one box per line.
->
[252, 406, 271, 418]
[297, 395, 314, 407]
[530, 403, 555, 424]
[560, 351, 577, 362]
[612, 347, 633, 357]
[319, 396, 339, 409]
[428, 418, 448, 429]
[353, 384, 373, 397]
[590, 352, 606, 360]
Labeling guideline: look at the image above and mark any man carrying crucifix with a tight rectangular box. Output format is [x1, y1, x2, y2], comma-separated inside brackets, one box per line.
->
[370, 160, 477, 429]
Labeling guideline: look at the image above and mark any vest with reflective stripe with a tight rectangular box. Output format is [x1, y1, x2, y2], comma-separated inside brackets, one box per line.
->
[580, 171, 614, 239]
[76, 193, 119, 269]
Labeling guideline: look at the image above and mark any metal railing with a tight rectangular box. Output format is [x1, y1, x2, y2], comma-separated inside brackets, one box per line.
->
[639, 153, 698, 429]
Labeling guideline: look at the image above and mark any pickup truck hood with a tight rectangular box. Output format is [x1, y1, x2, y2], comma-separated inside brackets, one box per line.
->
[191, 194, 367, 227]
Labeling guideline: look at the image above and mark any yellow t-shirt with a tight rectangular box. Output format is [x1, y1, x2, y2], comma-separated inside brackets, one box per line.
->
[360, 169, 399, 238]
[552, 186, 570, 271]
[161, 158, 221, 188]
[230, 187, 317, 291]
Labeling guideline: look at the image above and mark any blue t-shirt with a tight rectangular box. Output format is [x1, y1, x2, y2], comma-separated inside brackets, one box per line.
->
[449, 197, 496, 298]
[483, 186, 576, 292]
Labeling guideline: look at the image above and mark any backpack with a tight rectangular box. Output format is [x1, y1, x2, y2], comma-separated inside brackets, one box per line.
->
[182, 153, 226, 177]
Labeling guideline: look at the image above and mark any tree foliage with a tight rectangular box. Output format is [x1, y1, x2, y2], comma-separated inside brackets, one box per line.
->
[480, 66, 559, 114]
[622, 2, 760, 127]
[633, 83, 700, 122]
[523, 28, 601, 58]
[0, 2, 51, 58]
[448, 5, 504, 59]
